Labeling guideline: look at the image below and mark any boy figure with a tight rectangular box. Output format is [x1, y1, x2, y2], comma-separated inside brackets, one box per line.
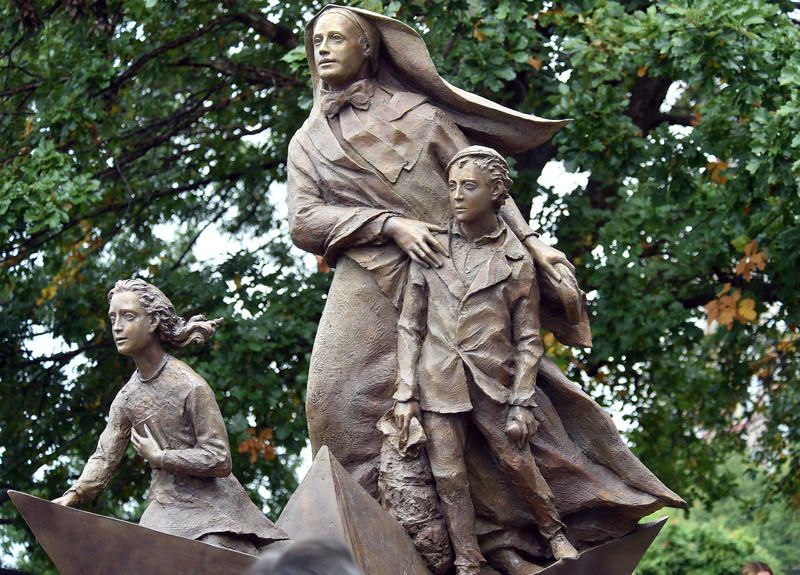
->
[393, 146, 579, 574]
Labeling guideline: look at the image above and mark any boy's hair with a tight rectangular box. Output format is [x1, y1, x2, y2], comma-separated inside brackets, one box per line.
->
[446, 145, 512, 213]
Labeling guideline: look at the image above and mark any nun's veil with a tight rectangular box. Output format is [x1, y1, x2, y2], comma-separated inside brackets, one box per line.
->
[305, 5, 570, 154]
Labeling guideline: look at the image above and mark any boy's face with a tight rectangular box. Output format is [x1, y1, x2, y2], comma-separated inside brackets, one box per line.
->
[448, 161, 496, 223]
[108, 292, 158, 357]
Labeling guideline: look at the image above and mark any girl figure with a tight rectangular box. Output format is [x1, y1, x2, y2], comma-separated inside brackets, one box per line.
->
[53, 279, 287, 554]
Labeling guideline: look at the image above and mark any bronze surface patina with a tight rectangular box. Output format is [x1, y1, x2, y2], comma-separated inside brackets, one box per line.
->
[392, 147, 578, 574]
[9, 491, 258, 575]
[49, 279, 287, 555]
[287, 6, 686, 575]
[277, 446, 430, 575]
[289, 2, 581, 496]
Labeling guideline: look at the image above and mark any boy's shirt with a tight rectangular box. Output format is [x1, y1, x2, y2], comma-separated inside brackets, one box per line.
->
[394, 217, 544, 414]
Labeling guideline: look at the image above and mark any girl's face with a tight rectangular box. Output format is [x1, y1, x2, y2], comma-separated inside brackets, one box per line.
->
[108, 292, 158, 357]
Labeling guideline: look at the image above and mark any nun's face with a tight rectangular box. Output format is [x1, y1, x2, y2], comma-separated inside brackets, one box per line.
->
[312, 12, 370, 90]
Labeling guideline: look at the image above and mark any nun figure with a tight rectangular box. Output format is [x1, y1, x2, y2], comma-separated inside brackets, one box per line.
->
[289, 3, 573, 496]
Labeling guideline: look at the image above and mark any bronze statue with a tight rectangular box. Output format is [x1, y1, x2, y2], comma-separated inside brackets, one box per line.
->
[287, 5, 686, 574]
[289, 2, 575, 496]
[53, 279, 286, 554]
[393, 147, 578, 574]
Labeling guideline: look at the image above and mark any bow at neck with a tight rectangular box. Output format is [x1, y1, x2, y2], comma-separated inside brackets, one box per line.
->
[320, 79, 376, 118]
[315, 79, 423, 183]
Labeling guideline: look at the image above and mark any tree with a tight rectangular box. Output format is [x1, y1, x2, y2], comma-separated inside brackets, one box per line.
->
[639, 457, 800, 575]
[1, 2, 327, 570]
[638, 509, 782, 575]
[1, 0, 798, 572]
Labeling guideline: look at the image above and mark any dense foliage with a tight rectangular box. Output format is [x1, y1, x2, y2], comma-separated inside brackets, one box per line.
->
[639, 511, 781, 575]
[640, 458, 799, 574]
[1, 0, 798, 572]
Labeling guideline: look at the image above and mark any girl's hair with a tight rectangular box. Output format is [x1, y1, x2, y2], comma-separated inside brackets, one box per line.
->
[108, 279, 222, 348]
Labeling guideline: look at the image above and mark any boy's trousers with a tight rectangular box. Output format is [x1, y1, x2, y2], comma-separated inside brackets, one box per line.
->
[422, 376, 564, 567]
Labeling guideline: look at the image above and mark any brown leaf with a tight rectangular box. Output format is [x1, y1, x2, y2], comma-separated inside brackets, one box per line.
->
[315, 255, 331, 274]
[472, 21, 486, 42]
[707, 160, 729, 185]
[706, 288, 742, 329]
[717, 282, 733, 297]
[528, 57, 543, 71]
[718, 305, 736, 330]
[735, 240, 768, 281]
[22, 115, 34, 139]
[238, 427, 276, 464]
[705, 299, 720, 325]
[737, 298, 757, 322]
[542, 331, 557, 352]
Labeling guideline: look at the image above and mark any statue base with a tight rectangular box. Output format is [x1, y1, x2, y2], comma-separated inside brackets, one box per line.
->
[8, 490, 256, 574]
[524, 517, 667, 575]
[10, 448, 667, 575]
[277, 446, 668, 575]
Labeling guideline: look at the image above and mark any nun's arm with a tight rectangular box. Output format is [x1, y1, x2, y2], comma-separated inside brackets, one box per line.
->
[287, 135, 399, 264]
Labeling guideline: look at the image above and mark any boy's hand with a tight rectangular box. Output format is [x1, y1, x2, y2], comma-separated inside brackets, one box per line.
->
[524, 236, 575, 283]
[383, 217, 449, 268]
[131, 425, 164, 468]
[394, 399, 421, 443]
[505, 406, 538, 448]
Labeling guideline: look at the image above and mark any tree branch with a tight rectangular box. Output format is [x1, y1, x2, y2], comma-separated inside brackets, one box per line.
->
[96, 88, 230, 176]
[1, 178, 214, 265]
[660, 112, 694, 126]
[100, 16, 236, 97]
[222, 2, 298, 49]
[20, 340, 107, 367]
[0, 80, 40, 98]
[168, 199, 231, 272]
[173, 57, 304, 87]
[625, 75, 673, 133]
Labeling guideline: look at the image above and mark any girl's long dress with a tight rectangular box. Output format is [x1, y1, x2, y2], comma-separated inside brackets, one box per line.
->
[67, 356, 285, 547]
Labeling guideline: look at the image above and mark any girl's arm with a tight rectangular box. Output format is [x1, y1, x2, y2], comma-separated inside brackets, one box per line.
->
[157, 383, 232, 478]
[56, 392, 131, 505]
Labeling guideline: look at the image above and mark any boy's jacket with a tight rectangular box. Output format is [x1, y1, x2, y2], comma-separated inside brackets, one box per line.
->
[394, 220, 543, 413]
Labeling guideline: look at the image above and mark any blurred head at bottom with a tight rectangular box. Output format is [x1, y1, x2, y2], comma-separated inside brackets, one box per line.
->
[247, 538, 362, 575]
